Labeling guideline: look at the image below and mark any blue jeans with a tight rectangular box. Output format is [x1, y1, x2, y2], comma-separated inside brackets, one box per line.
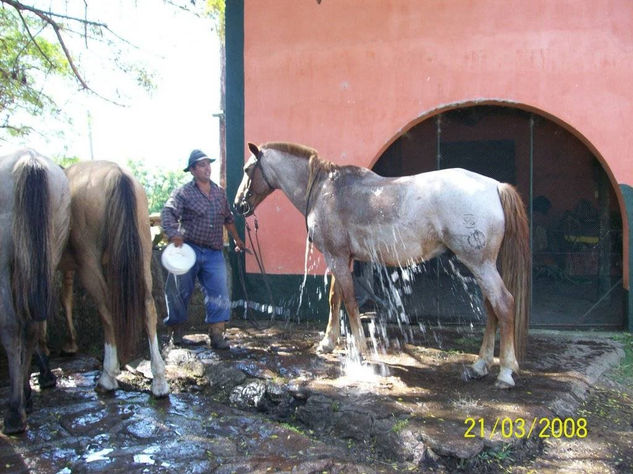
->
[164, 244, 230, 326]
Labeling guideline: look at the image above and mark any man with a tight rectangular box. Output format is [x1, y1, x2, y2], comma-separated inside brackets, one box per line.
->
[161, 149, 245, 349]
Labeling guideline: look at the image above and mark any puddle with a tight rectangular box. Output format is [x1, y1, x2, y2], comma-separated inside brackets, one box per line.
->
[132, 453, 155, 465]
[84, 447, 113, 463]
[0, 324, 623, 472]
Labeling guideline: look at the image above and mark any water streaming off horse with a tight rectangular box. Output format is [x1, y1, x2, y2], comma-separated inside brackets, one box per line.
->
[230, 229, 489, 382]
[234, 142, 528, 388]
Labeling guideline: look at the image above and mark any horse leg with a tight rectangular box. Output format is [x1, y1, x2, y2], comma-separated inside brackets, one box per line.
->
[61, 270, 79, 355]
[316, 275, 342, 353]
[76, 260, 120, 392]
[0, 294, 28, 433]
[34, 321, 56, 389]
[145, 302, 169, 397]
[143, 271, 169, 397]
[472, 264, 519, 388]
[23, 320, 42, 410]
[463, 299, 496, 380]
[493, 291, 519, 389]
[328, 257, 368, 355]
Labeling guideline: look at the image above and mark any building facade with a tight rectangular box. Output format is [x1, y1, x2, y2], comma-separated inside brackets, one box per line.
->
[226, 0, 633, 330]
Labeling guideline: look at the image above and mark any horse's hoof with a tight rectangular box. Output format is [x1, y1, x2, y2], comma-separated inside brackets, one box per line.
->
[494, 379, 515, 389]
[151, 379, 170, 398]
[462, 367, 478, 381]
[38, 371, 57, 390]
[96, 373, 118, 392]
[462, 363, 489, 381]
[494, 367, 515, 389]
[3, 411, 27, 435]
[316, 340, 334, 354]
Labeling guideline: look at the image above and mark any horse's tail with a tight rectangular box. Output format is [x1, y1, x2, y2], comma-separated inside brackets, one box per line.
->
[12, 152, 54, 322]
[497, 183, 531, 362]
[103, 170, 145, 362]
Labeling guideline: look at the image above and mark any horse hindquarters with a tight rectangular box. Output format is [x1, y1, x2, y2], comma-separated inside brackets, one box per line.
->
[104, 172, 167, 397]
[2, 153, 68, 433]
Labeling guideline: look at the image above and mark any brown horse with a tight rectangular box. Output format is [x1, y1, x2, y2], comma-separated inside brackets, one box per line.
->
[234, 142, 530, 388]
[0, 149, 70, 433]
[57, 161, 168, 397]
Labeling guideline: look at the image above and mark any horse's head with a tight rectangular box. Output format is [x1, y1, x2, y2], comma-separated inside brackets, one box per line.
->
[234, 143, 275, 217]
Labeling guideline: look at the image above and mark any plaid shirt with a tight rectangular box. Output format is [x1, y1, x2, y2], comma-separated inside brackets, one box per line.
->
[161, 180, 234, 250]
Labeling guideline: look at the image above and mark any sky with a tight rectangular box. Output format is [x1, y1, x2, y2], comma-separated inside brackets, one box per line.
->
[14, 1, 223, 174]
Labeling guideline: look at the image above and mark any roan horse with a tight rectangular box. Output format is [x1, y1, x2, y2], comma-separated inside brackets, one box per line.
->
[0, 149, 70, 433]
[52, 161, 168, 397]
[234, 142, 530, 389]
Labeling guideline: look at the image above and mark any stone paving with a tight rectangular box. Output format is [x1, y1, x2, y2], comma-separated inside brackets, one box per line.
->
[0, 324, 624, 473]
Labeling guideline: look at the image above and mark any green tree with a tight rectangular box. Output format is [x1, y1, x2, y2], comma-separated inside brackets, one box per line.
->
[0, 0, 210, 140]
[54, 155, 80, 169]
[0, 6, 71, 136]
[126, 159, 189, 214]
[205, 0, 225, 41]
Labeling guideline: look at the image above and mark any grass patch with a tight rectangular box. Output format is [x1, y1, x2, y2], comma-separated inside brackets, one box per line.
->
[468, 443, 515, 471]
[610, 333, 633, 385]
[451, 337, 480, 353]
[277, 421, 308, 436]
[391, 417, 410, 433]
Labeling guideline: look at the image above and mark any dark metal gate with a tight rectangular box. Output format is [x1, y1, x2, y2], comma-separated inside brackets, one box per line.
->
[371, 105, 624, 329]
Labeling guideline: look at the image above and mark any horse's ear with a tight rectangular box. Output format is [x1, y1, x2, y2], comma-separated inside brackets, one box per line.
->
[248, 142, 260, 158]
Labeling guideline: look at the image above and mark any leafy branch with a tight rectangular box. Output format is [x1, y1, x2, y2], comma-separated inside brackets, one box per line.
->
[0, 0, 220, 140]
[1, 0, 121, 100]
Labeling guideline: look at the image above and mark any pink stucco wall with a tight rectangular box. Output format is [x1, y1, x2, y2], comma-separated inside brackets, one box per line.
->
[243, 0, 633, 283]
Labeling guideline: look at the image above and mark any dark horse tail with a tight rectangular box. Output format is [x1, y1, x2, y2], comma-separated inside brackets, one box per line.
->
[13, 152, 53, 322]
[103, 171, 145, 362]
[497, 183, 531, 363]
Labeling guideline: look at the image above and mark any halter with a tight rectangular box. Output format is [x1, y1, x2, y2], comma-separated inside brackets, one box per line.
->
[240, 152, 274, 216]
[253, 154, 274, 191]
[247, 154, 274, 196]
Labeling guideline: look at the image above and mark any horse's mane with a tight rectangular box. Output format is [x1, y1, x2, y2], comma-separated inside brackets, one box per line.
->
[261, 142, 339, 199]
[262, 142, 318, 160]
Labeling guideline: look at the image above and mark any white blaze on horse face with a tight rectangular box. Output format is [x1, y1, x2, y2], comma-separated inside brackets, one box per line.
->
[234, 154, 259, 210]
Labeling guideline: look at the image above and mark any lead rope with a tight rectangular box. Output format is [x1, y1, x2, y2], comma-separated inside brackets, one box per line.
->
[244, 215, 276, 324]
[235, 246, 261, 329]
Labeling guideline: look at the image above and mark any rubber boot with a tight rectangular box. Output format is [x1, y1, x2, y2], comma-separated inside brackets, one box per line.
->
[168, 324, 184, 346]
[209, 322, 230, 350]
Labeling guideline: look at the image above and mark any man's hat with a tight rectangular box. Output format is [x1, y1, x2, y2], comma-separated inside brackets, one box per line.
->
[184, 149, 215, 172]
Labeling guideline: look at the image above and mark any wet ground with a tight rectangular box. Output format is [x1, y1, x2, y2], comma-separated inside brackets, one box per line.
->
[0, 321, 628, 473]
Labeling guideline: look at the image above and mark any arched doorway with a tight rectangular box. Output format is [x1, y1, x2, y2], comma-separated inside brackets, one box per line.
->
[371, 105, 625, 329]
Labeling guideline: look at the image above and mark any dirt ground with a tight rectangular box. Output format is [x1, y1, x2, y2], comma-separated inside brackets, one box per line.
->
[0, 320, 631, 473]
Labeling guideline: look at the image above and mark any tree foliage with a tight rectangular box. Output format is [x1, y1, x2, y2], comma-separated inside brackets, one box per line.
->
[205, 0, 225, 42]
[126, 159, 189, 214]
[0, 0, 216, 141]
[0, 5, 71, 136]
[53, 154, 80, 169]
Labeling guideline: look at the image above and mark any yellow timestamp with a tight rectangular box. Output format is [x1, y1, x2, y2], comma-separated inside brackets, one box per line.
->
[464, 417, 588, 439]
